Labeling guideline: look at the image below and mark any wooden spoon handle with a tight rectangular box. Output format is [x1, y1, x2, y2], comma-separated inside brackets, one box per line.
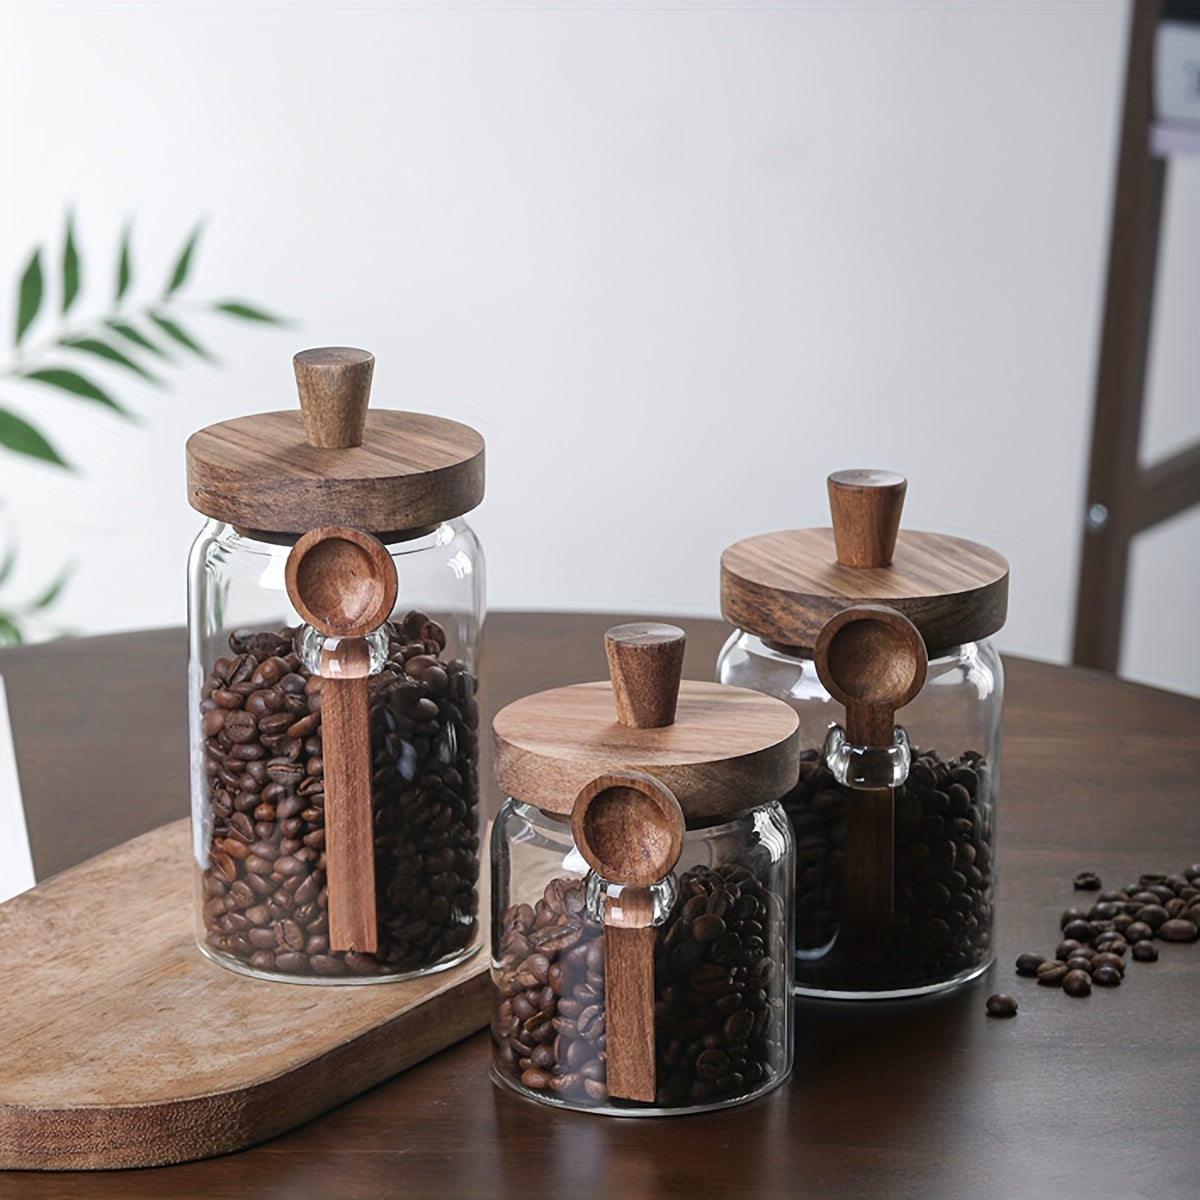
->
[603, 888, 658, 1104]
[842, 788, 893, 933]
[320, 641, 377, 954]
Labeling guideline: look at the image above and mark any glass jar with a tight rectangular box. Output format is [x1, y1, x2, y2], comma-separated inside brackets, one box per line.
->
[717, 631, 1002, 998]
[490, 622, 800, 1113]
[490, 791, 793, 1114]
[718, 469, 1009, 999]
[185, 347, 486, 983]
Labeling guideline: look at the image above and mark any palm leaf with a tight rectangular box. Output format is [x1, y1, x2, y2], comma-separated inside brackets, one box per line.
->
[62, 336, 163, 385]
[62, 214, 81, 315]
[0, 613, 24, 646]
[21, 368, 129, 415]
[149, 312, 214, 361]
[0, 406, 70, 466]
[15, 249, 43, 347]
[213, 300, 285, 324]
[106, 320, 173, 360]
[165, 222, 204, 297]
[116, 222, 133, 302]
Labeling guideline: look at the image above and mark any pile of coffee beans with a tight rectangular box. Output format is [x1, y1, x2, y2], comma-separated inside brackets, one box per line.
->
[789, 746, 994, 993]
[1012, 866, 1200, 1001]
[198, 610, 480, 979]
[492, 863, 789, 1109]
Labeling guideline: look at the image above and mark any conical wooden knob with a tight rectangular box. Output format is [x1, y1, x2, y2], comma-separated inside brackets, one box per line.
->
[604, 623, 686, 729]
[294, 347, 375, 449]
[827, 469, 907, 568]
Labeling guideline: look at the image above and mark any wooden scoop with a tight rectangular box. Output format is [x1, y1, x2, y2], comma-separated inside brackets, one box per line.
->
[814, 604, 927, 932]
[286, 525, 397, 954]
[572, 771, 685, 1104]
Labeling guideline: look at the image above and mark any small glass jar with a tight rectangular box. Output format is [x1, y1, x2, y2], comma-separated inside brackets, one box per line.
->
[719, 470, 1009, 999]
[490, 623, 799, 1114]
[491, 790, 794, 1114]
[185, 347, 486, 983]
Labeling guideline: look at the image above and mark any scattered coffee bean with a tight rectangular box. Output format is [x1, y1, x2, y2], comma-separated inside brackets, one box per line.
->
[1062, 969, 1092, 997]
[1132, 941, 1159, 962]
[1014, 953, 1045, 977]
[1092, 966, 1122, 987]
[1073, 871, 1102, 891]
[986, 993, 1017, 1017]
[199, 613, 480, 979]
[1159, 918, 1199, 943]
[1036, 961, 1069, 986]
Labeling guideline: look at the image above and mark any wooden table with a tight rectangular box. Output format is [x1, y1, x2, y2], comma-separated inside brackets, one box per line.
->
[2, 613, 1198, 1198]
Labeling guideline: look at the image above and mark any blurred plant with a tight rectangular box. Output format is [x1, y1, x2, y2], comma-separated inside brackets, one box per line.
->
[0, 213, 286, 645]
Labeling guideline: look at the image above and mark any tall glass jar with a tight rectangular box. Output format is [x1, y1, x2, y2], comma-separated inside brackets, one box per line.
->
[719, 470, 1009, 999]
[185, 347, 486, 984]
[490, 623, 800, 1114]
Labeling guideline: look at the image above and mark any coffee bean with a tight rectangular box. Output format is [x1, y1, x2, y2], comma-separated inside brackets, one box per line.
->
[1036, 961, 1069, 986]
[1159, 918, 1199, 943]
[985, 993, 1017, 1017]
[1015, 953, 1045, 977]
[1132, 941, 1159, 962]
[1062, 969, 1092, 997]
[199, 614, 479, 980]
[1073, 871, 1102, 891]
[1124, 921, 1154, 943]
[1092, 966, 1122, 987]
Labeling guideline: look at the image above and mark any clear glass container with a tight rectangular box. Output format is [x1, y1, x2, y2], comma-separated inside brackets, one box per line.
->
[490, 796, 794, 1114]
[718, 631, 1002, 998]
[188, 517, 484, 983]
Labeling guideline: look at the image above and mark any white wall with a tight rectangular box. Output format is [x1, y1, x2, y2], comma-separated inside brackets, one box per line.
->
[0, 0, 1196, 696]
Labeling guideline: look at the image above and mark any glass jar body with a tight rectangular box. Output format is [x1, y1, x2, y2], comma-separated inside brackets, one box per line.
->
[187, 518, 485, 984]
[717, 631, 1003, 999]
[489, 797, 794, 1115]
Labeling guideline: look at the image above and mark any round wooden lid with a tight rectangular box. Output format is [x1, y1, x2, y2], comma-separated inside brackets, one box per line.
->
[186, 348, 485, 535]
[492, 625, 800, 821]
[720, 472, 1009, 653]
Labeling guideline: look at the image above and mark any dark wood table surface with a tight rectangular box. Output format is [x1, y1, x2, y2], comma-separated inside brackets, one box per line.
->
[2, 612, 1199, 1199]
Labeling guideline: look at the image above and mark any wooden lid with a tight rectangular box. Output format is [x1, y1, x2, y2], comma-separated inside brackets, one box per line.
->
[186, 347, 485, 535]
[492, 624, 800, 821]
[720, 471, 1008, 653]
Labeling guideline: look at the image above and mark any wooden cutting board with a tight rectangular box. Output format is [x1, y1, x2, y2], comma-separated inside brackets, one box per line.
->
[0, 819, 491, 1171]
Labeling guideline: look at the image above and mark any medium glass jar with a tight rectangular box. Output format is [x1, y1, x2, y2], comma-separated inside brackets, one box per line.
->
[719, 470, 1009, 999]
[185, 347, 486, 983]
[490, 623, 800, 1114]
[717, 632, 1002, 997]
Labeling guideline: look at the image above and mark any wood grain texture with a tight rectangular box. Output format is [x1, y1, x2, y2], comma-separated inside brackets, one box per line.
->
[293, 347, 374, 449]
[493, 680, 800, 820]
[186, 410, 485, 535]
[827, 469, 907, 568]
[721, 527, 1009, 653]
[604, 623, 686, 729]
[3, 615, 1199, 1197]
[318, 641, 376, 954]
[285, 526, 398, 638]
[0, 820, 489, 1170]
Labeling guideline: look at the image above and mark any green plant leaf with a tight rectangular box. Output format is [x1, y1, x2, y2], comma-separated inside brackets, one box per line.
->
[0, 542, 16, 588]
[0, 612, 24, 646]
[148, 312, 214, 361]
[21, 368, 129, 415]
[15, 249, 44, 347]
[62, 336, 163, 384]
[30, 562, 73, 611]
[62, 213, 81, 315]
[0, 406, 70, 466]
[213, 300, 285, 324]
[165, 222, 203, 297]
[106, 320, 173, 360]
[116, 222, 133, 301]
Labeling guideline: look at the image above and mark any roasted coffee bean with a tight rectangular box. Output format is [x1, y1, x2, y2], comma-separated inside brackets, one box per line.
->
[1062, 969, 1092, 997]
[1015, 953, 1045, 977]
[1036, 961, 1069, 986]
[985, 993, 1018, 1017]
[199, 614, 479, 979]
[1159, 918, 1199, 943]
[1132, 941, 1159, 962]
[1073, 871, 1102, 891]
[1092, 966, 1122, 987]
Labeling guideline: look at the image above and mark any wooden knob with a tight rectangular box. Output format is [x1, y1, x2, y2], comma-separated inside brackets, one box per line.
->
[604, 623, 686, 729]
[827, 469, 907, 568]
[293, 347, 375, 449]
